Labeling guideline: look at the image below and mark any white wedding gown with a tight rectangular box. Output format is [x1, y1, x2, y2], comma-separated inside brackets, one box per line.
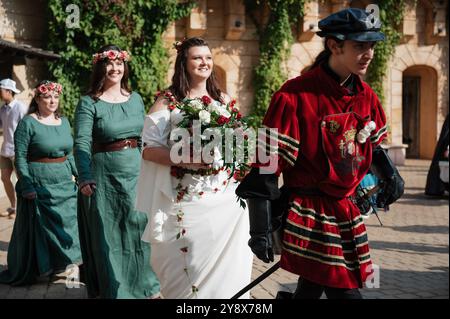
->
[135, 109, 253, 299]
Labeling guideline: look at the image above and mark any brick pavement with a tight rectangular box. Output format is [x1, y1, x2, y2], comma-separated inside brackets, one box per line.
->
[0, 159, 448, 299]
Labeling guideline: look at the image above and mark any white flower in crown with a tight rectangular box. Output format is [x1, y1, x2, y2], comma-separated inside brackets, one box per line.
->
[189, 99, 204, 111]
[199, 110, 211, 124]
[357, 121, 376, 143]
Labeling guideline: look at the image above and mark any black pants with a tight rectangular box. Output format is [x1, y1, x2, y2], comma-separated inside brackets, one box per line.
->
[292, 277, 362, 299]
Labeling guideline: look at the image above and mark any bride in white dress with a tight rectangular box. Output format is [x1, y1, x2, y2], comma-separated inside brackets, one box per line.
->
[135, 37, 253, 299]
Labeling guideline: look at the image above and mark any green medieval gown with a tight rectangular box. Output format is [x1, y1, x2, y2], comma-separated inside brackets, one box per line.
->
[0, 115, 81, 285]
[74, 92, 160, 299]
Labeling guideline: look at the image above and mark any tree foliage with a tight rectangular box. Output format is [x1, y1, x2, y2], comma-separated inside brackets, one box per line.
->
[46, 0, 194, 123]
[244, 0, 305, 127]
[366, 0, 406, 105]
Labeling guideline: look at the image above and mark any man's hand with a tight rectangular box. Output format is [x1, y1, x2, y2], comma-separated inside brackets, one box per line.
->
[248, 234, 274, 263]
[247, 198, 275, 263]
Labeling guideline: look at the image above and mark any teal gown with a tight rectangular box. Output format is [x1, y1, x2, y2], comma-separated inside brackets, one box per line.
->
[0, 115, 81, 285]
[74, 92, 160, 299]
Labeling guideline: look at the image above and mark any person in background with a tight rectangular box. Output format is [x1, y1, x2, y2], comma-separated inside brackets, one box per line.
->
[425, 114, 449, 196]
[0, 79, 27, 219]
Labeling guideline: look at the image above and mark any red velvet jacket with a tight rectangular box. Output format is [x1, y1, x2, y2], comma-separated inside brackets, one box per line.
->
[259, 64, 387, 198]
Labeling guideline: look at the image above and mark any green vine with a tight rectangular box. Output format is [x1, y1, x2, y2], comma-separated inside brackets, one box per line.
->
[244, 0, 305, 127]
[46, 0, 195, 124]
[366, 0, 406, 105]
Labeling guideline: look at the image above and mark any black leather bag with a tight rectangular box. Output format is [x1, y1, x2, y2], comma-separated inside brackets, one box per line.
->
[371, 146, 405, 208]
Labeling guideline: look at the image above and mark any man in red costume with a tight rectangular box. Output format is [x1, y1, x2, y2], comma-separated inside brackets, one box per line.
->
[237, 7, 404, 299]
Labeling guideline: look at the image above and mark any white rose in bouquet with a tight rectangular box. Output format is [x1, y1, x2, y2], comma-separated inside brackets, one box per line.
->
[207, 101, 231, 118]
[189, 99, 204, 111]
[199, 110, 211, 124]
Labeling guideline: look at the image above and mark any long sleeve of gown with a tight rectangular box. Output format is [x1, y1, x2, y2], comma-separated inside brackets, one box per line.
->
[68, 153, 78, 179]
[14, 119, 35, 195]
[74, 97, 95, 187]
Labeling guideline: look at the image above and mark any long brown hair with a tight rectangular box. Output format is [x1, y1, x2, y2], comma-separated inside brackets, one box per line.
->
[86, 44, 131, 100]
[310, 37, 344, 70]
[169, 37, 223, 103]
[28, 80, 61, 119]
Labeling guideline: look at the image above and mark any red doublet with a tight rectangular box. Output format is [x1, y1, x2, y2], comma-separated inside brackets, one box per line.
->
[258, 65, 387, 288]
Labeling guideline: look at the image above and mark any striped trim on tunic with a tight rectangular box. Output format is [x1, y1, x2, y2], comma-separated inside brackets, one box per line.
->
[258, 126, 300, 167]
[283, 200, 371, 271]
[370, 124, 387, 143]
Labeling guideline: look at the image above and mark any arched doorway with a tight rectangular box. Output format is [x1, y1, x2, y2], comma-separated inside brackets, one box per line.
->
[402, 65, 438, 159]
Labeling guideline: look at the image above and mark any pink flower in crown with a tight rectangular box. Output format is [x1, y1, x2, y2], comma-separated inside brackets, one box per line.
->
[120, 51, 130, 61]
[38, 85, 48, 94]
[48, 82, 56, 90]
[56, 83, 63, 94]
[107, 50, 117, 60]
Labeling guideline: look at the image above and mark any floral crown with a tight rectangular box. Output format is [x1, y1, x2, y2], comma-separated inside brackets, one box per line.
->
[92, 49, 131, 64]
[35, 81, 62, 95]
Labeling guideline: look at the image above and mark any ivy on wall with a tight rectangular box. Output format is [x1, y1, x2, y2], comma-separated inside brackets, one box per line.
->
[366, 0, 406, 105]
[244, 0, 305, 127]
[46, 0, 195, 123]
[244, 0, 406, 125]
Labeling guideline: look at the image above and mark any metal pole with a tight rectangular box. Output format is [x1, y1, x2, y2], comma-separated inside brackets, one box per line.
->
[230, 261, 281, 299]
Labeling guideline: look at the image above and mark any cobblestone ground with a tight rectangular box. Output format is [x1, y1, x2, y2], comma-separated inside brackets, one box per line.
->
[0, 159, 448, 299]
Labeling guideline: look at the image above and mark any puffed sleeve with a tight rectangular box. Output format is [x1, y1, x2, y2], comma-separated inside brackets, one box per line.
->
[236, 90, 300, 199]
[73, 96, 95, 187]
[14, 118, 36, 195]
[255, 90, 300, 176]
[370, 95, 387, 146]
[142, 110, 171, 148]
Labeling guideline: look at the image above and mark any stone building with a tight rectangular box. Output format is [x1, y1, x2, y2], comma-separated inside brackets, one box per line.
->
[0, 0, 55, 103]
[1, 0, 448, 165]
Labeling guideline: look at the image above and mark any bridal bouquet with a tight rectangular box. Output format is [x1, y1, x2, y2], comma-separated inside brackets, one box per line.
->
[157, 91, 252, 199]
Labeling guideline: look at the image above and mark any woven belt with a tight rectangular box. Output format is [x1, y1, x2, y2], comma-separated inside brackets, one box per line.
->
[28, 156, 67, 163]
[93, 138, 138, 153]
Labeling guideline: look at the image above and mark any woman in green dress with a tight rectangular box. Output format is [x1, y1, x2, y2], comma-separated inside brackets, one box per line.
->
[74, 45, 160, 299]
[0, 80, 81, 285]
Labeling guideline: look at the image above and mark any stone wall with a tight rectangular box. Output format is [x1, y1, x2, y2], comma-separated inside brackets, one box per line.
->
[0, 0, 47, 106]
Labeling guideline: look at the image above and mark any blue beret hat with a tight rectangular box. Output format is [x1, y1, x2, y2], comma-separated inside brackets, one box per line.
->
[317, 8, 385, 42]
